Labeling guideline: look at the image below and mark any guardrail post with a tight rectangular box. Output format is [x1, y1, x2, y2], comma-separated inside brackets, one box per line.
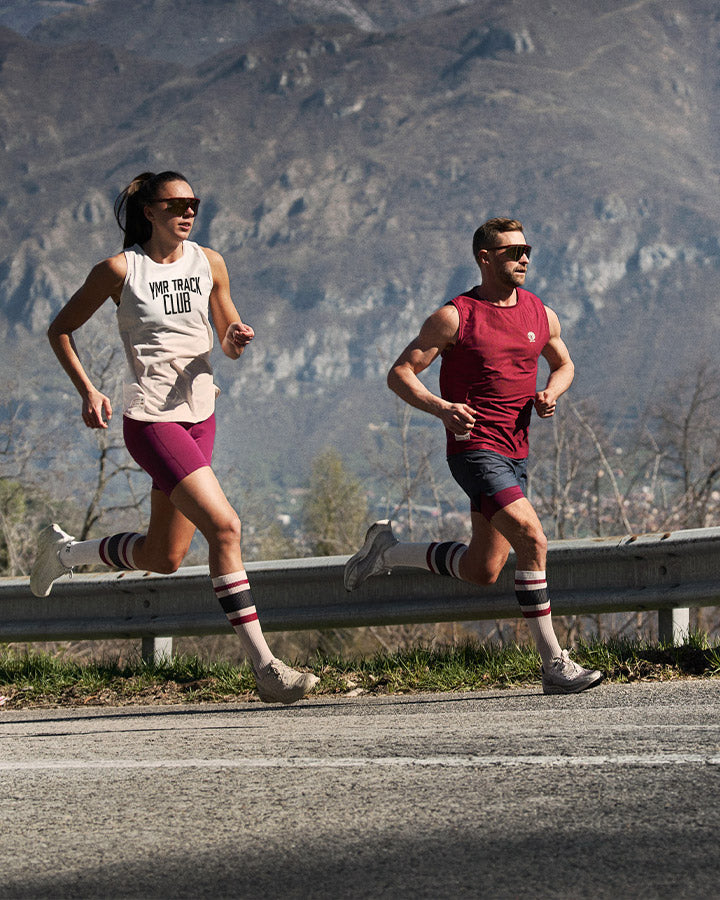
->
[657, 608, 690, 646]
[141, 636, 173, 664]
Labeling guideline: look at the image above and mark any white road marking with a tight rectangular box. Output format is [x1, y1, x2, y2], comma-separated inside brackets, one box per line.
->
[0, 754, 718, 772]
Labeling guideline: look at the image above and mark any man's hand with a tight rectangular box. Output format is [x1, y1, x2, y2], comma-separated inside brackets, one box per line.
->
[440, 402, 477, 435]
[534, 390, 557, 418]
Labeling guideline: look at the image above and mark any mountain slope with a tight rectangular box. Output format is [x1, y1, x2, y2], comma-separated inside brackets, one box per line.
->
[1, 0, 719, 483]
[25, 0, 465, 61]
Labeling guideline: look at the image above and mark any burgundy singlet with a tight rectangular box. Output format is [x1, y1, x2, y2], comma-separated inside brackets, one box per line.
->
[439, 286, 550, 459]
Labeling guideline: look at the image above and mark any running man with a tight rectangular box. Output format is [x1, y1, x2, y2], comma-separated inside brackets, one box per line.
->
[344, 217, 603, 695]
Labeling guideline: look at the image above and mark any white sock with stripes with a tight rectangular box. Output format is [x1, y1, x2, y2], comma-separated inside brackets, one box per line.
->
[61, 533, 142, 570]
[383, 541, 467, 579]
[212, 570, 274, 672]
[514, 570, 562, 668]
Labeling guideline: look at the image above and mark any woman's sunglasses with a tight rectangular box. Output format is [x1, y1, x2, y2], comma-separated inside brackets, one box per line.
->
[150, 197, 201, 216]
[486, 244, 532, 261]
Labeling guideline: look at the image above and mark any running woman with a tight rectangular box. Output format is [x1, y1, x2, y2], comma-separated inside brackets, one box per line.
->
[344, 217, 603, 695]
[31, 170, 318, 704]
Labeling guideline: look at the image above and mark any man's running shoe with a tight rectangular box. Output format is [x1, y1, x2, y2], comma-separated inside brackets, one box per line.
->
[30, 524, 75, 597]
[344, 520, 398, 591]
[254, 659, 319, 704]
[542, 650, 604, 695]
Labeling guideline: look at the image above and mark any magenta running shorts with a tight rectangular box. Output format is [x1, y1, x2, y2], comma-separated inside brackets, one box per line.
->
[123, 414, 216, 496]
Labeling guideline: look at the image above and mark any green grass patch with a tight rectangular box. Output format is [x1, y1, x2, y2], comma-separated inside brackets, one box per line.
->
[1, 632, 719, 708]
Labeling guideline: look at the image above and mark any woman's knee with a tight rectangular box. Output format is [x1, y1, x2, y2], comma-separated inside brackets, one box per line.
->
[151, 553, 184, 575]
[139, 542, 188, 574]
[208, 511, 242, 550]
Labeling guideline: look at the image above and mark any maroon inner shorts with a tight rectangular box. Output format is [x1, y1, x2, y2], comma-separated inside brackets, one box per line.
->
[123, 414, 216, 496]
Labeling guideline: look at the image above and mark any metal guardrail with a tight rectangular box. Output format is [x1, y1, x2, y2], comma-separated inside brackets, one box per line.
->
[2, 527, 720, 660]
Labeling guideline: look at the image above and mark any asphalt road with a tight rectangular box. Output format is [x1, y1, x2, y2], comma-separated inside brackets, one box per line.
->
[2, 680, 720, 899]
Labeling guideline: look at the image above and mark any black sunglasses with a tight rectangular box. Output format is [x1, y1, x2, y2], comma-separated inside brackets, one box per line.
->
[486, 244, 532, 261]
[150, 197, 201, 215]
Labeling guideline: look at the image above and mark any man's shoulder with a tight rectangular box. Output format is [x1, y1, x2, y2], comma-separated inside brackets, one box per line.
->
[450, 285, 482, 303]
[429, 301, 460, 327]
[517, 286, 543, 304]
[518, 287, 551, 319]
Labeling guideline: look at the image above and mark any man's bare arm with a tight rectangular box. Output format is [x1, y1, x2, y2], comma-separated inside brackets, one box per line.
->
[535, 306, 575, 418]
[387, 305, 477, 435]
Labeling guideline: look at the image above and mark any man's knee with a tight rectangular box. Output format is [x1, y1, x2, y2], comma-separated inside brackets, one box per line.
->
[474, 565, 503, 586]
[513, 520, 547, 563]
[461, 555, 506, 586]
[525, 523, 547, 556]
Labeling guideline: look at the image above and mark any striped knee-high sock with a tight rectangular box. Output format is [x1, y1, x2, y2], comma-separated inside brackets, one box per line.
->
[212, 571, 274, 672]
[384, 540, 467, 579]
[514, 570, 562, 667]
[425, 541, 467, 579]
[61, 533, 143, 570]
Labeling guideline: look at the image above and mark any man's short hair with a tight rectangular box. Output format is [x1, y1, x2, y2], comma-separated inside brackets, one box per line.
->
[472, 217, 525, 263]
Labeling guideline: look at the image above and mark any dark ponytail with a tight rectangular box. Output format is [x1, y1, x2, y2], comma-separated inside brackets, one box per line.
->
[114, 170, 189, 249]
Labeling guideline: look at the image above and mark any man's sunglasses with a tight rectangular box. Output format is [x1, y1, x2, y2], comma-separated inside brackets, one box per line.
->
[486, 244, 532, 261]
[150, 197, 201, 215]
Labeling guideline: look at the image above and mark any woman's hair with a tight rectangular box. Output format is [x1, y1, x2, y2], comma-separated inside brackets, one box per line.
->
[114, 170, 190, 249]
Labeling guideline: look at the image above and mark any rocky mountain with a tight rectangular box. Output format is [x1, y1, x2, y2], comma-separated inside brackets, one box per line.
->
[24, 0, 466, 61]
[1, 0, 720, 487]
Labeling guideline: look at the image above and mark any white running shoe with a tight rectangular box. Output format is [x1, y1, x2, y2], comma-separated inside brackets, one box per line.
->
[254, 659, 319, 704]
[344, 520, 398, 591]
[542, 650, 604, 695]
[30, 524, 75, 597]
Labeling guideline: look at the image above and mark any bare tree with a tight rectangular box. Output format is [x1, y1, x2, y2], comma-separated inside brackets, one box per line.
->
[653, 362, 720, 529]
[73, 328, 149, 540]
[365, 392, 464, 541]
[570, 401, 633, 534]
[0, 391, 64, 575]
[529, 402, 591, 539]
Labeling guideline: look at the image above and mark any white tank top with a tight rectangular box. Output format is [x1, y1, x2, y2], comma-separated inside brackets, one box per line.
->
[117, 241, 216, 422]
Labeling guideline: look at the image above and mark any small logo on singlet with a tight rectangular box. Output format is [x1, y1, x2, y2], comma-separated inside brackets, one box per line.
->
[527, 331, 536, 342]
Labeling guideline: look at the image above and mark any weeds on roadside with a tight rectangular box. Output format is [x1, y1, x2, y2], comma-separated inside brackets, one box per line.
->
[1, 632, 719, 708]
[0, 649, 256, 707]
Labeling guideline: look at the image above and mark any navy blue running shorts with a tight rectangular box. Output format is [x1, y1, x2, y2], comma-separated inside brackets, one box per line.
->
[448, 449, 527, 522]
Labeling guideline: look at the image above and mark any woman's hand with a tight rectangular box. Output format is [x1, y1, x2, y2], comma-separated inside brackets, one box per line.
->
[82, 389, 113, 429]
[223, 321, 254, 357]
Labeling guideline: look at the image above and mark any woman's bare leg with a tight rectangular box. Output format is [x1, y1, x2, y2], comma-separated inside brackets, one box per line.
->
[164, 466, 318, 701]
[130, 488, 197, 573]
